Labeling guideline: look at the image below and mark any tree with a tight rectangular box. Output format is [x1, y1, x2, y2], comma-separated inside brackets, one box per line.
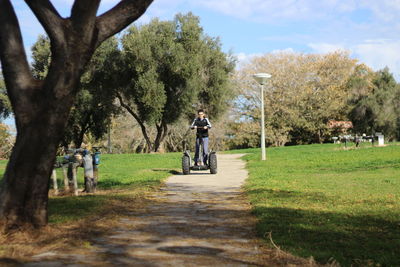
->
[118, 13, 235, 152]
[0, 123, 14, 159]
[31, 35, 121, 148]
[0, 0, 153, 229]
[233, 51, 357, 146]
[349, 67, 400, 140]
[0, 75, 12, 119]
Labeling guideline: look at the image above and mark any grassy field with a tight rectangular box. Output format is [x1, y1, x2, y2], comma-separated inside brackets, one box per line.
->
[1, 145, 399, 265]
[232, 144, 400, 266]
[0, 153, 181, 224]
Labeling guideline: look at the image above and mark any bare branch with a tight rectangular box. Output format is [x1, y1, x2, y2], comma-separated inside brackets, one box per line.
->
[96, 0, 154, 45]
[0, 0, 34, 92]
[116, 93, 143, 128]
[116, 92, 153, 151]
[25, 0, 64, 43]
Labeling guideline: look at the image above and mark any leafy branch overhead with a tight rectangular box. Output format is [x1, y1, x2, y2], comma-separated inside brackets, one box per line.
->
[31, 35, 121, 148]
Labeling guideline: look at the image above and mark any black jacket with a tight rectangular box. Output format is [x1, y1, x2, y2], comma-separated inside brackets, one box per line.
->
[191, 117, 212, 138]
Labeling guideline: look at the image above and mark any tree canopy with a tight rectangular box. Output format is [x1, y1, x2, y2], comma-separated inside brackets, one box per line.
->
[31, 35, 120, 148]
[232, 51, 357, 147]
[117, 13, 235, 152]
[348, 67, 400, 140]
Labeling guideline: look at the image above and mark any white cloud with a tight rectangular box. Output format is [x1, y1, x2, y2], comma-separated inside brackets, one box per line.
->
[308, 39, 400, 80]
[194, 0, 400, 25]
[235, 52, 263, 65]
[308, 43, 347, 54]
[353, 39, 400, 77]
[194, 0, 360, 22]
[271, 48, 295, 54]
[360, 0, 400, 22]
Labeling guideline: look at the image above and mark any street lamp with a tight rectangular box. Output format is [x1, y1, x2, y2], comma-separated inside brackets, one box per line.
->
[252, 73, 271, 161]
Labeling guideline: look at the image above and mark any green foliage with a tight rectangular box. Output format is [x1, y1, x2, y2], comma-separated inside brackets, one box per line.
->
[238, 144, 400, 266]
[0, 75, 12, 119]
[119, 13, 235, 140]
[31, 36, 120, 147]
[65, 37, 121, 147]
[349, 67, 400, 140]
[226, 121, 261, 149]
[0, 123, 13, 159]
[0, 159, 6, 175]
[31, 35, 51, 79]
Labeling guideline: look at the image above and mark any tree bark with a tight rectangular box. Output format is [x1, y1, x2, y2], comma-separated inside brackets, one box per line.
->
[0, 0, 153, 229]
[117, 94, 154, 152]
[74, 119, 91, 148]
[0, 99, 75, 228]
[154, 122, 168, 152]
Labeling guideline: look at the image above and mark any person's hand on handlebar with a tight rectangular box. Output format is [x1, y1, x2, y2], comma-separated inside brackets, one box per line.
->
[191, 126, 197, 129]
[203, 126, 208, 129]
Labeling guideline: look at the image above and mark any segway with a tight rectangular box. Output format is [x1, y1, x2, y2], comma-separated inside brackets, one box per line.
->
[182, 135, 217, 175]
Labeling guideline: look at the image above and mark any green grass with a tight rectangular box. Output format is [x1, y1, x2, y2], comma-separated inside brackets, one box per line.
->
[0, 160, 6, 178]
[2, 146, 400, 265]
[235, 144, 400, 266]
[53, 153, 181, 190]
[1, 153, 181, 224]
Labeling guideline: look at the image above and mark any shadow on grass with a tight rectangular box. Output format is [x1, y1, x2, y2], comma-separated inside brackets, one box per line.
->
[318, 159, 400, 173]
[248, 188, 329, 202]
[151, 168, 180, 175]
[48, 194, 111, 224]
[96, 169, 178, 189]
[97, 179, 162, 189]
[252, 204, 400, 266]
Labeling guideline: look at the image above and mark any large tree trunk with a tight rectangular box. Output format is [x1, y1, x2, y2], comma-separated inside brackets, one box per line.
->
[154, 122, 168, 152]
[0, 91, 75, 228]
[117, 94, 154, 152]
[0, 0, 153, 229]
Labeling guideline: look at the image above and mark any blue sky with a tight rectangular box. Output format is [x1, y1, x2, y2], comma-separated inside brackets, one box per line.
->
[4, 0, 400, 126]
[12, 0, 400, 75]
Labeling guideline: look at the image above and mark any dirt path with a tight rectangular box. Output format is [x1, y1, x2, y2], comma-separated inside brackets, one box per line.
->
[25, 154, 308, 266]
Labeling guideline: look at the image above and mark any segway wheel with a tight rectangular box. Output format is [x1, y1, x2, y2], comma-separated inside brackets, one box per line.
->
[209, 153, 217, 174]
[182, 155, 190, 175]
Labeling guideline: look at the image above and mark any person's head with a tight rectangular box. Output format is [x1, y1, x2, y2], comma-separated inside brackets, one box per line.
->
[197, 109, 205, 119]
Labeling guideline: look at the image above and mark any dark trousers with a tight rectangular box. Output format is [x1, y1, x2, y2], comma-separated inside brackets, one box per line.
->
[194, 137, 209, 164]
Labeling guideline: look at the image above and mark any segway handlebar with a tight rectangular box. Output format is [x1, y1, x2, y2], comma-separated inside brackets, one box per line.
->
[190, 126, 208, 129]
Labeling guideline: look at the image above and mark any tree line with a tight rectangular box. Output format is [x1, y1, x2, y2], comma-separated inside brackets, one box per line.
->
[2, 22, 399, 155]
[2, 37, 400, 154]
[25, 13, 235, 153]
[228, 52, 400, 149]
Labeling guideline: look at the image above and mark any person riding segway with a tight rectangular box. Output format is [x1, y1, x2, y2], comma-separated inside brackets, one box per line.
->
[191, 109, 211, 166]
[182, 109, 217, 174]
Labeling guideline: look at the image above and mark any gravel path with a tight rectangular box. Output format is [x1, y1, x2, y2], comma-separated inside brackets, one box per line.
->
[26, 154, 305, 266]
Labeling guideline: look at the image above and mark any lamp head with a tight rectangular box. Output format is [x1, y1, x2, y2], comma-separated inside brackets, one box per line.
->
[252, 73, 271, 85]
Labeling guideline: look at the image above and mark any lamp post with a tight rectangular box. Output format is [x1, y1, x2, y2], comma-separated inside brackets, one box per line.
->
[253, 73, 271, 161]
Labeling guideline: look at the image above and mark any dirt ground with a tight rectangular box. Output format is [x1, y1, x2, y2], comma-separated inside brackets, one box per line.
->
[14, 154, 316, 266]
